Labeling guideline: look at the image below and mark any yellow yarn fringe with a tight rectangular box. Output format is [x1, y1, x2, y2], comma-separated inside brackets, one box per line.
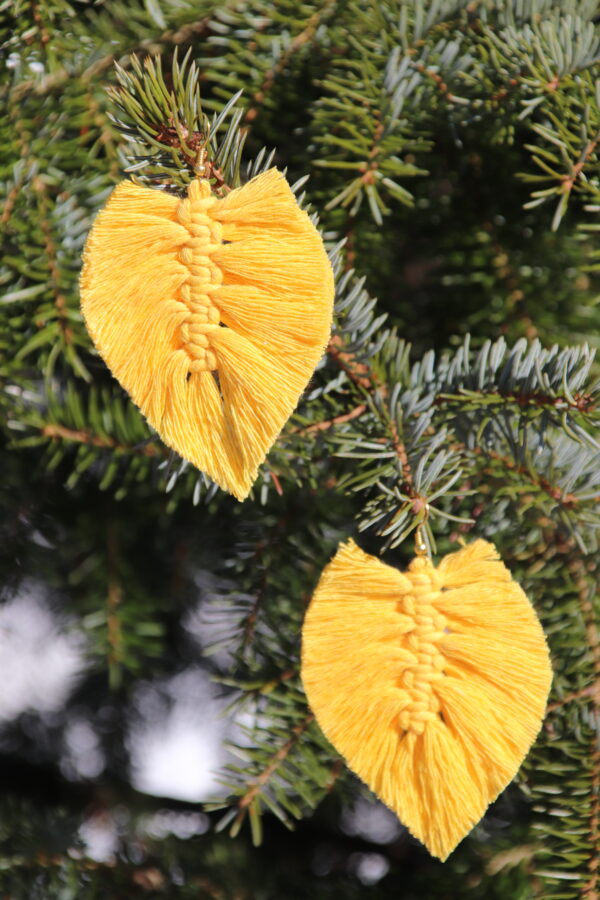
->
[80, 168, 334, 500]
[301, 539, 552, 860]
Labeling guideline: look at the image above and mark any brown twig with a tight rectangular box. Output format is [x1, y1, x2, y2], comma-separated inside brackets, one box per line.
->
[29, 0, 49, 45]
[326, 335, 377, 391]
[327, 333, 420, 512]
[1, 181, 21, 226]
[42, 423, 161, 457]
[413, 62, 457, 101]
[437, 388, 596, 415]
[236, 713, 315, 816]
[292, 403, 368, 435]
[357, 118, 385, 185]
[561, 130, 600, 196]
[473, 446, 584, 509]
[489, 76, 520, 105]
[390, 419, 415, 495]
[10, 13, 221, 101]
[12, 851, 166, 891]
[254, 669, 297, 696]
[326, 336, 417, 494]
[106, 524, 123, 688]
[267, 468, 283, 496]
[31, 175, 73, 344]
[324, 758, 344, 794]
[546, 685, 600, 713]
[243, 0, 336, 126]
[241, 575, 267, 656]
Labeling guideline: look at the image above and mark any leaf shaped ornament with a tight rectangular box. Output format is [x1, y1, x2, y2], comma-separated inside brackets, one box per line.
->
[80, 169, 334, 500]
[301, 539, 552, 860]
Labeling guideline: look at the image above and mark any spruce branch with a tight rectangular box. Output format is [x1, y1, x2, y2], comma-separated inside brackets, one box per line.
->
[523, 535, 600, 895]
[229, 712, 315, 843]
[208, 676, 341, 845]
[40, 423, 161, 457]
[293, 402, 368, 435]
[108, 50, 246, 189]
[242, 0, 337, 127]
[316, 286, 600, 551]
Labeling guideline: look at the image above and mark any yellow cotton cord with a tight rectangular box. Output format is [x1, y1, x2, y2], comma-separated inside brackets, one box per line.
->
[301, 539, 553, 861]
[80, 168, 335, 499]
[176, 180, 222, 373]
[397, 559, 447, 735]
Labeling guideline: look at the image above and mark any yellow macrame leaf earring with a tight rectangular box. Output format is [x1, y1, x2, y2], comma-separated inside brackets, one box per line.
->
[80, 168, 334, 500]
[301, 539, 552, 860]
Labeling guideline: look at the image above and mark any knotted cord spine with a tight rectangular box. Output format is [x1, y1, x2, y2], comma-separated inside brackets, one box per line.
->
[397, 559, 447, 735]
[176, 180, 224, 373]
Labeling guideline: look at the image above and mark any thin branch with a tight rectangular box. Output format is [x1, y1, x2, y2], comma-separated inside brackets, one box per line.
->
[413, 61, 458, 101]
[251, 669, 297, 696]
[326, 335, 377, 391]
[10, 13, 222, 101]
[241, 574, 267, 656]
[9, 852, 167, 891]
[106, 523, 123, 689]
[292, 403, 368, 435]
[324, 758, 344, 794]
[489, 76, 520, 105]
[326, 337, 415, 493]
[475, 447, 584, 509]
[235, 713, 315, 815]
[244, 0, 337, 126]
[31, 175, 72, 345]
[438, 388, 596, 415]
[29, 0, 50, 45]
[390, 419, 415, 495]
[561, 129, 600, 196]
[267, 468, 283, 496]
[42, 423, 160, 456]
[547, 685, 599, 713]
[357, 118, 384, 186]
[1, 180, 21, 226]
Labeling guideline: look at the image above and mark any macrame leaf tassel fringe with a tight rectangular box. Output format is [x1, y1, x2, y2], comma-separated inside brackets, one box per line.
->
[80, 168, 334, 500]
[301, 539, 552, 860]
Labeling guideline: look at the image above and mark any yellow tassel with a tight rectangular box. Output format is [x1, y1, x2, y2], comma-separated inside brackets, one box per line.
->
[80, 168, 334, 500]
[301, 539, 552, 860]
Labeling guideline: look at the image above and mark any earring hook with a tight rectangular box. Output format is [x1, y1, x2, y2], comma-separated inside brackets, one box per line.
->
[414, 502, 430, 558]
